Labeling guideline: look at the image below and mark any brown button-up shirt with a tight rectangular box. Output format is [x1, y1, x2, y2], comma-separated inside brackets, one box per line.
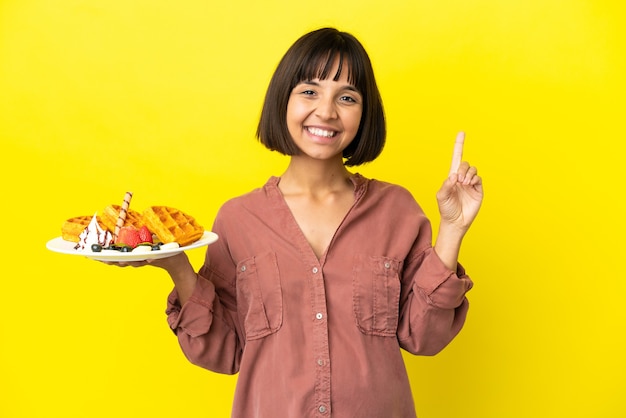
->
[167, 175, 473, 418]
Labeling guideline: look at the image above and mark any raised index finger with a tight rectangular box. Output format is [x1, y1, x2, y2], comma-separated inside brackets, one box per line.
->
[449, 131, 465, 175]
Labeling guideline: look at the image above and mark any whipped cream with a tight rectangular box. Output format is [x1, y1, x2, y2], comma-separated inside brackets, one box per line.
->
[74, 213, 113, 251]
[131, 245, 153, 253]
[160, 242, 180, 250]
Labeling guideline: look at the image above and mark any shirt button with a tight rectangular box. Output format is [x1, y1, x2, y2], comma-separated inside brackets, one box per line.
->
[312, 267, 319, 274]
[240, 265, 247, 272]
[384, 262, 391, 269]
[317, 359, 324, 366]
[318, 405, 327, 414]
[315, 313, 323, 320]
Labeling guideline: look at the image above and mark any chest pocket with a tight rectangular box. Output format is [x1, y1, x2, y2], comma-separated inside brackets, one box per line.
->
[352, 254, 402, 337]
[236, 251, 283, 340]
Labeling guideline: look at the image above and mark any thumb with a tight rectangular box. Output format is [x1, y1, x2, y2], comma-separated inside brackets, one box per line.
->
[436, 173, 457, 201]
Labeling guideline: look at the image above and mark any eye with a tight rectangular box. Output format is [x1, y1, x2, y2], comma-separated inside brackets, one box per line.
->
[340, 93, 362, 105]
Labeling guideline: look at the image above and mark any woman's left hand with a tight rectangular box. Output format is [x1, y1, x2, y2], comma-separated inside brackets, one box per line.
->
[436, 132, 483, 233]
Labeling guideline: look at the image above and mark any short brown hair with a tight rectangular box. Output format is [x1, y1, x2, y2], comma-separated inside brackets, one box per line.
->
[256, 28, 386, 166]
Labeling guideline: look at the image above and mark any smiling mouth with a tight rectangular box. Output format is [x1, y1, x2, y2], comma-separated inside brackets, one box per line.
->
[307, 127, 337, 138]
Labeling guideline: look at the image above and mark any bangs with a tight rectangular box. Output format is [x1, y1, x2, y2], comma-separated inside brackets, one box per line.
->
[293, 44, 365, 91]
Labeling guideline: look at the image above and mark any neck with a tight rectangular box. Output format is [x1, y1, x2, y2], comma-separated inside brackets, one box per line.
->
[279, 156, 353, 195]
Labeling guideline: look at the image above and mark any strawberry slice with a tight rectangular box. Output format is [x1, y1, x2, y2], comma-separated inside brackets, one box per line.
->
[116, 226, 142, 248]
[138, 225, 153, 244]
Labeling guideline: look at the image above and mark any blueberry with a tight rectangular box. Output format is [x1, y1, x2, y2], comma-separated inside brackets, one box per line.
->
[151, 244, 161, 251]
[91, 244, 103, 252]
[120, 246, 132, 252]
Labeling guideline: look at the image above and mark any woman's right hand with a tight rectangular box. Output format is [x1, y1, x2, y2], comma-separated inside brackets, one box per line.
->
[100, 251, 188, 270]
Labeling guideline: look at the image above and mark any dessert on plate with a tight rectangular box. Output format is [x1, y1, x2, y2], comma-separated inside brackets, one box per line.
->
[58, 192, 206, 254]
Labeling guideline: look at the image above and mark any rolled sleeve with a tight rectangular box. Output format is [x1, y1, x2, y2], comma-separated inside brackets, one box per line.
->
[166, 276, 217, 337]
[398, 247, 474, 355]
[165, 274, 242, 374]
[413, 248, 473, 310]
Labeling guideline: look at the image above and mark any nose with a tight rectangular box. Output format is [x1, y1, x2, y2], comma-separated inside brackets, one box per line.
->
[315, 96, 338, 120]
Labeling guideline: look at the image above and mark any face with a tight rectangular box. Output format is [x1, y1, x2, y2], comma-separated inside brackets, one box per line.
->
[286, 59, 363, 163]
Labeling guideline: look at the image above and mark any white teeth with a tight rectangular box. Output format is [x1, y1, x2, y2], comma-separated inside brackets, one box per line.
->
[307, 127, 336, 138]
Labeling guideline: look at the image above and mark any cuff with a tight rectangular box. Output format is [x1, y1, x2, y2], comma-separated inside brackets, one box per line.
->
[413, 248, 473, 309]
[166, 276, 216, 337]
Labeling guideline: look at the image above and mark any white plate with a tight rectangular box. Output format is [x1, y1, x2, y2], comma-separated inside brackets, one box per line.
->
[46, 231, 218, 262]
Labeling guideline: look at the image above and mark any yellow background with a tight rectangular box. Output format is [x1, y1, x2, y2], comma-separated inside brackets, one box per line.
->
[1, 0, 624, 417]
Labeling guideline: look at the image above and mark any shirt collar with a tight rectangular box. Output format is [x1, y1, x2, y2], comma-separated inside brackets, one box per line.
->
[266, 173, 368, 198]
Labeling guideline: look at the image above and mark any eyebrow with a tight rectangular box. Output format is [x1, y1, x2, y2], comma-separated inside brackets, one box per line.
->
[299, 80, 361, 94]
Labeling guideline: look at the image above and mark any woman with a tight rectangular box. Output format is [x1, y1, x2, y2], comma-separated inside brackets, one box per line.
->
[122, 27, 482, 417]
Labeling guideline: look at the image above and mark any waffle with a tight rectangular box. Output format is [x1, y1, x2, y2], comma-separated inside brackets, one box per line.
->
[142, 206, 204, 247]
[100, 204, 146, 233]
[62, 215, 102, 242]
